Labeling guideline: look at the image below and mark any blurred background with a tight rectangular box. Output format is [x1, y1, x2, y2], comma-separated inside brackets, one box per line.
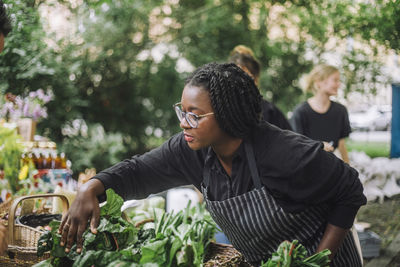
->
[0, 0, 398, 175]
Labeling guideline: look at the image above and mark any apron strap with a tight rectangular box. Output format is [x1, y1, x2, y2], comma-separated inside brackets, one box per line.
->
[244, 141, 262, 189]
[202, 147, 213, 188]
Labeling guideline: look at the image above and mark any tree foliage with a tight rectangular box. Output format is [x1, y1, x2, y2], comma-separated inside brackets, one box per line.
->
[1, 0, 398, 175]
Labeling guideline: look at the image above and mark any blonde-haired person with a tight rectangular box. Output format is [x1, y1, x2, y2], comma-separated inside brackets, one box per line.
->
[229, 45, 292, 131]
[290, 64, 351, 163]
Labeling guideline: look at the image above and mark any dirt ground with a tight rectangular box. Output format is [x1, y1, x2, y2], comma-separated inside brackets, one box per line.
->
[357, 194, 400, 266]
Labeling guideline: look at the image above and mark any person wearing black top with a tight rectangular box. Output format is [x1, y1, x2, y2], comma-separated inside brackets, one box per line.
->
[291, 101, 351, 151]
[229, 45, 292, 131]
[59, 63, 365, 266]
[290, 64, 352, 163]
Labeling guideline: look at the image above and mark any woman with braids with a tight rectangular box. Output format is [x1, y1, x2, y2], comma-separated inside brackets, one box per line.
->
[59, 63, 365, 266]
[229, 45, 292, 131]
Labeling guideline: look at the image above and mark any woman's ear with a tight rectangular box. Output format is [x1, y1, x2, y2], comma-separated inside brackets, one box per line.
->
[314, 80, 322, 92]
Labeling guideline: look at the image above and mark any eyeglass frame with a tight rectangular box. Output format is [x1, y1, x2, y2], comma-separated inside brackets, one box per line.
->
[173, 102, 214, 128]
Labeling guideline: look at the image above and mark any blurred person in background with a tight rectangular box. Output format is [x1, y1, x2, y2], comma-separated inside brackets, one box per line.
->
[229, 45, 292, 131]
[290, 64, 351, 164]
[0, 0, 12, 254]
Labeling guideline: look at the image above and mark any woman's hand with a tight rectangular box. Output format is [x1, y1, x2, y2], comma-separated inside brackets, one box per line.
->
[322, 141, 334, 152]
[0, 220, 7, 255]
[58, 179, 104, 253]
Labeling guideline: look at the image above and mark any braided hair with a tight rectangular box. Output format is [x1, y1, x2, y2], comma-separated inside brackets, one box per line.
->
[185, 62, 262, 138]
[0, 0, 11, 37]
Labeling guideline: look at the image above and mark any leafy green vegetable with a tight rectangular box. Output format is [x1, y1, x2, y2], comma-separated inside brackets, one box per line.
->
[36, 231, 52, 257]
[32, 258, 52, 267]
[72, 250, 121, 267]
[35, 190, 216, 267]
[261, 240, 331, 267]
[35, 189, 137, 266]
[140, 237, 169, 265]
[100, 188, 124, 218]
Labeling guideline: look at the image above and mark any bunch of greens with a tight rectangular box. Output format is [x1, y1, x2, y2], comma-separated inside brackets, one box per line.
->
[34, 189, 217, 267]
[140, 202, 217, 266]
[261, 240, 331, 267]
[34, 189, 138, 267]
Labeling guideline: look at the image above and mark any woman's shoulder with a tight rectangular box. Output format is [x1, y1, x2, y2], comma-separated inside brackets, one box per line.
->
[252, 123, 322, 176]
[330, 101, 349, 113]
[292, 101, 309, 114]
[255, 122, 319, 146]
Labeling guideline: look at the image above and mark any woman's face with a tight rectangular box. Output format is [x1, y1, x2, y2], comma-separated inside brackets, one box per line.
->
[316, 71, 341, 96]
[179, 84, 226, 150]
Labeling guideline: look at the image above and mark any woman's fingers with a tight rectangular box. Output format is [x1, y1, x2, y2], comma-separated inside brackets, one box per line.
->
[59, 217, 71, 247]
[56, 183, 102, 252]
[59, 214, 69, 246]
[65, 220, 79, 252]
[90, 205, 100, 234]
[76, 223, 87, 253]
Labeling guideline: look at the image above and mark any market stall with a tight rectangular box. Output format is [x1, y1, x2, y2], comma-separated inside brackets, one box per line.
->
[0, 92, 332, 266]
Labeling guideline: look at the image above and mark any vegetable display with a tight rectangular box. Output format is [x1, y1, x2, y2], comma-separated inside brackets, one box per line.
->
[261, 240, 331, 267]
[34, 189, 217, 267]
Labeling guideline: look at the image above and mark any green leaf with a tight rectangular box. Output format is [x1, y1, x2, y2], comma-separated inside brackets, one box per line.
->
[32, 258, 52, 267]
[37, 231, 52, 257]
[176, 244, 194, 266]
[140, 238, 169, 265]
[100, 189, 124, 218]
[72, 250, 139, 267]
[168, 236, 183, 267]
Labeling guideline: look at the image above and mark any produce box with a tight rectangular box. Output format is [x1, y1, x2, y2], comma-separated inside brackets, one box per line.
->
[358, 230, 382, 258]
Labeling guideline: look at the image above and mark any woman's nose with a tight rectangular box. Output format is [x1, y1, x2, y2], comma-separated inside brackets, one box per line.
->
[179, 116, 191, 129]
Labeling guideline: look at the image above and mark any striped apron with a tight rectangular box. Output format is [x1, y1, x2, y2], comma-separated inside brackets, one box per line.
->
[201, 141, 362, 266]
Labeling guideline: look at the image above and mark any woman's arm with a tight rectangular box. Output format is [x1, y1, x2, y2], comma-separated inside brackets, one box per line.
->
[316, 224, 349, 259]
[337, 138, 349, 164]
[276, 142, 366, 229]
[95, 132, 202, 200]
[59, 133, 202, 253]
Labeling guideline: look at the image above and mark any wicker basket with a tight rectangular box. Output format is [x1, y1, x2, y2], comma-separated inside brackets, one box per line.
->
[204, 242, 252, 267]
[0, 194, 69, 267]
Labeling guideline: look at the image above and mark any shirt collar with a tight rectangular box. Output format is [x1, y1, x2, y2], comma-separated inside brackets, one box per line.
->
[204, 141, 246, 171]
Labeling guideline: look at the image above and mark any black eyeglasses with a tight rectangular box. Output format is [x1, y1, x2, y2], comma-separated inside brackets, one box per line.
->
[173, 102, 214, 128]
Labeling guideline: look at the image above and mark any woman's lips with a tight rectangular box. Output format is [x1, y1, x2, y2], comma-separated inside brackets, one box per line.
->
[184, 133, 194, 142]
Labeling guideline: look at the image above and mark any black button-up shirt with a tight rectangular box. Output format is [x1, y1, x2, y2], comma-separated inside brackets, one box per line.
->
[94, 122, 366, 229]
